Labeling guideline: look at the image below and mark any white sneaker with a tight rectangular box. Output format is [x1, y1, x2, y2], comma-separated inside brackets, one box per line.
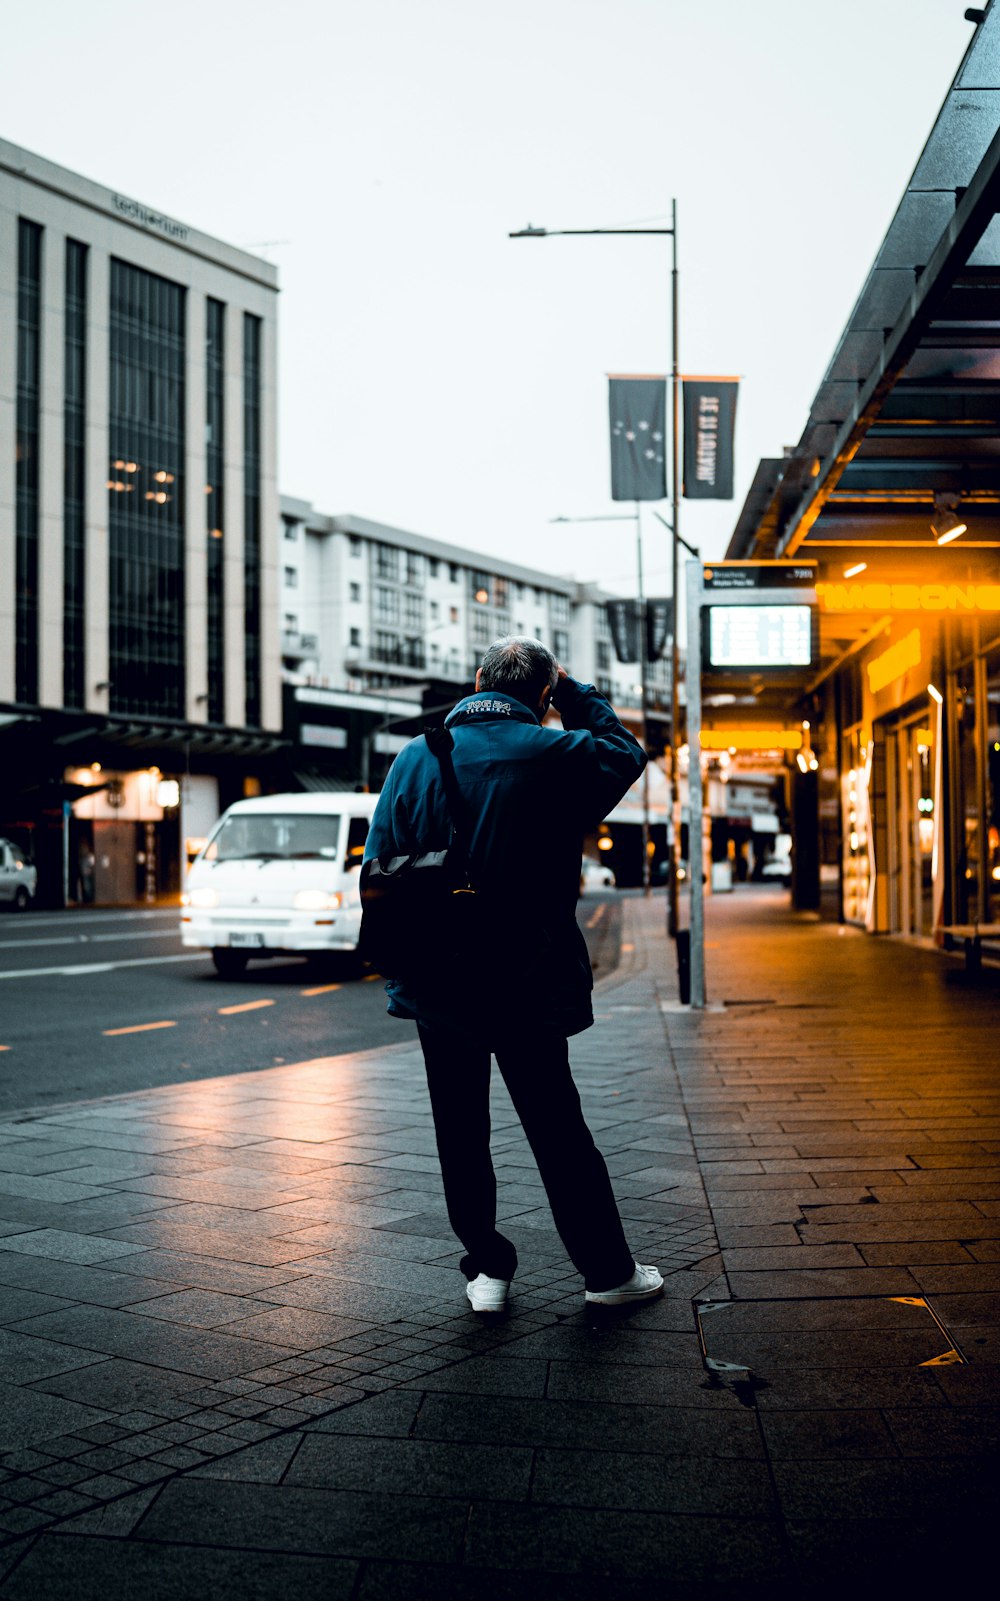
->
[585, 1263, 664, 1305]
[466, 1273, 510, 1313]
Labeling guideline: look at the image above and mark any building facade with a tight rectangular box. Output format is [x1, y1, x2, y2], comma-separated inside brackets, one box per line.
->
[0, 140, 280, 904]
[275, 503, 676, 882]
[277, 502, 671, 719]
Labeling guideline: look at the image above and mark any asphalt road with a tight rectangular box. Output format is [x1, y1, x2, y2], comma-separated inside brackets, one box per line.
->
[0, 891, 623, 1114]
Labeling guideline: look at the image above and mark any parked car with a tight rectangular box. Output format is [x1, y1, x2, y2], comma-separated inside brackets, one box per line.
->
[580, 857, 616, 893]
[0, 839, 37, 910]
[181, 792, 379, 977]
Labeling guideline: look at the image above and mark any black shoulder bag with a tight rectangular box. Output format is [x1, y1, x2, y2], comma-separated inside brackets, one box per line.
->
[359, 725, 479, 981]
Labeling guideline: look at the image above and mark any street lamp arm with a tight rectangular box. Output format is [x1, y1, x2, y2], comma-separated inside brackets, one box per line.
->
[549, 514, 637, 524]
[651, 509, 700, 560]
[510, 226, 674, 238]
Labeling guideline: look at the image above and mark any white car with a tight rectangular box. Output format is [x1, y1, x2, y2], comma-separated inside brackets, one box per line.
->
[181, 792, 379, 978]
[580, 857, 616, 893]
[0, 839, 37, 910]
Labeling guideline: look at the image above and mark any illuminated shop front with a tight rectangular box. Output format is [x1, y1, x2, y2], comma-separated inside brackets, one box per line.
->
[822, 587, 1000, 943]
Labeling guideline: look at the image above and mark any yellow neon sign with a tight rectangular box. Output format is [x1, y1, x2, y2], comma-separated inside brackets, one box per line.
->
[867, 629, 922, 694]
[700, 729, 803, 751]
[817, 581, 1000, 614]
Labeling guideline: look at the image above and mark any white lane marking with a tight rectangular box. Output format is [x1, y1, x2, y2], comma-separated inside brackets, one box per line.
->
[0, 928, 179, 951]
[0, 954, 206, 980]
[11, 910, 180, 930]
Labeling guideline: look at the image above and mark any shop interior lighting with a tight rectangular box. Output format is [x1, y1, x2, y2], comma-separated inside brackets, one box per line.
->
[843, 561, 867, 579]
[930, 495, 968, 546]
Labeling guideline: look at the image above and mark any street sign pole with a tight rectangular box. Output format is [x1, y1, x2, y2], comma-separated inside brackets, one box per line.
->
[685, 559, 706, 1008]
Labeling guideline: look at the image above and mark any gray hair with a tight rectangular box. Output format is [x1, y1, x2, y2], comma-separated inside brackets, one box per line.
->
[479, 636, 558, 707]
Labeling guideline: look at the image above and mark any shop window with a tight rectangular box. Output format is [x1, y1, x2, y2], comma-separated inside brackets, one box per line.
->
[988, 660, 1000, 920]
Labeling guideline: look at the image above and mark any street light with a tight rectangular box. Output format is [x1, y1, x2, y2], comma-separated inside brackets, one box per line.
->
[510, 207, 683, 936]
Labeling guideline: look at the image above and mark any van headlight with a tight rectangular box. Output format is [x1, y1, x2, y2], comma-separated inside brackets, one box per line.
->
[293, 889, 343, 911]
[188, 887, 219, 909]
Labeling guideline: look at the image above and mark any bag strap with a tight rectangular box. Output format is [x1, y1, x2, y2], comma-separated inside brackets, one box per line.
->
[424, 724, 475, 881]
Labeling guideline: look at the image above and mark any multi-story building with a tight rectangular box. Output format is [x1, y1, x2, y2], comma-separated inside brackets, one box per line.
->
[276, 503, 675, 882]
[0, 139, 280, 904]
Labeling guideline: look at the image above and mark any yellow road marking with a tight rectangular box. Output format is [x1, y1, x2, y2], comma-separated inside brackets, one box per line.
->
[301, 983, 341, 997]
[103, 1020, 177, 1036]
[218, 999, 275, 1016]
[585, 904, 606, 930]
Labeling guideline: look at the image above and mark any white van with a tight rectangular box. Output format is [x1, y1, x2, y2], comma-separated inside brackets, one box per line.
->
[181, 791, 379, 977]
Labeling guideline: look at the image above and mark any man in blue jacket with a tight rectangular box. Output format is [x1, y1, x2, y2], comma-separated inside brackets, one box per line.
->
[363, 636, 663, 1313]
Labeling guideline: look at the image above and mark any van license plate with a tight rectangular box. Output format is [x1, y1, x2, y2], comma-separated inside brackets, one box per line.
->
[230, 933, 265, 948]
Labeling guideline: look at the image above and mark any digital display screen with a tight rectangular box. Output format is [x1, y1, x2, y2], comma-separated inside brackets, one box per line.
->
[708, 605, 814, 669]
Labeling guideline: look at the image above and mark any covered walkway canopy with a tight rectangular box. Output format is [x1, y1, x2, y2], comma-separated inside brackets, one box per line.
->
[695, 6, 1000, 960]
[726, 8, 1000, 681]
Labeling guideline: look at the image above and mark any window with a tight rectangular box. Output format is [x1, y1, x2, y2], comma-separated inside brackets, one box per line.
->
[349, 626, 361, 648]
[406, 552, 424, 586]
[63, 238, 87, 709]
[107, 257, 187, 719]
[375, 585, 399, 624]
[205, 297, 225, 722]
[429, 558, 440, 577]
[374, 629, 401, 663]
[450, 605, 459, 625]
[551, 593, 570, 625]
[597, 640, 611, 671]
[597, 675, 613, 697]
[243, 313, 262, 725]
[284, 566, 298, 588]
[403, 592, 423, 629]
[494, 577, 509, 610]
[16, 219, 42, 704]
[471, 570, 490, 603]
[376, 543, 399, 580]
[430, 600, 439, 622]
[283, 518, 298, 540]
[554, 629, 569, 659]
[284, 613, 298, 631]
[345, 815, 369, 867]
[449, 563, 459, 583]
[349, 582, 361, 603]
[349, 534, 362, 556]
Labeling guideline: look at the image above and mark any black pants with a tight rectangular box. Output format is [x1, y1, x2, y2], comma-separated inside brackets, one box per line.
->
[417, 1023, 635, 1293]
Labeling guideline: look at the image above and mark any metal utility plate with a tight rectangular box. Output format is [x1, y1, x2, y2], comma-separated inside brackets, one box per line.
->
[695, 1296, 965, 1377]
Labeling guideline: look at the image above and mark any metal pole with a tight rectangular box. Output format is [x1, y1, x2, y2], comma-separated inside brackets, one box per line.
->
[635, 503, 650, 895]
[668, 198, 681, 938]
[685, 558, 705, 1007]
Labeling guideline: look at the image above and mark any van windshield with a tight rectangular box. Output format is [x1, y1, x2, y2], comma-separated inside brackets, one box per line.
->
[205, 813, 341, 863]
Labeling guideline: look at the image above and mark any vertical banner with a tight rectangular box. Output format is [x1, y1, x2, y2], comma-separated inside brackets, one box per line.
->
[606, 599, 640, 663]
[608, 376, 667, 502]
[645, 598, 673, 664]
[682, 377, 738, 500]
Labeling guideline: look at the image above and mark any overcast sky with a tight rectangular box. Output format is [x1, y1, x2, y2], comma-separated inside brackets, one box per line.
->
[5, 0, 976, 594]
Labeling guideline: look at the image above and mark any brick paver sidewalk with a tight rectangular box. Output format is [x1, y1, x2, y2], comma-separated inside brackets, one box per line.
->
[0, 890, 996, 1596]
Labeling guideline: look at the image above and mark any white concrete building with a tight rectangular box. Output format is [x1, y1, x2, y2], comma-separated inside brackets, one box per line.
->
[277, 501, 671, 718]
[0, 139, 280, 903]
